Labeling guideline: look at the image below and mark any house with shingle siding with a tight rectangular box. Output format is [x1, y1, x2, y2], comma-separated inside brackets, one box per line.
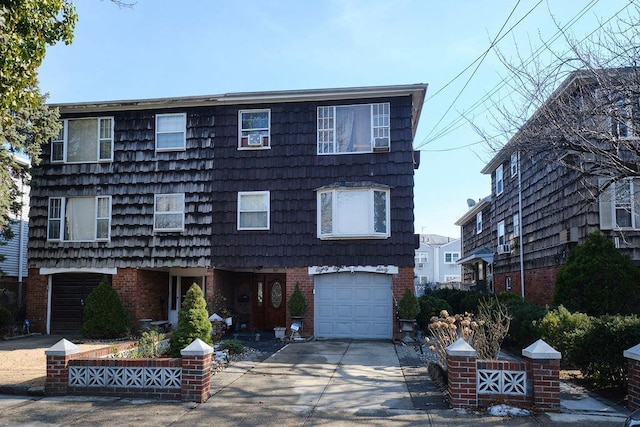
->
[26, 84, 427, 339]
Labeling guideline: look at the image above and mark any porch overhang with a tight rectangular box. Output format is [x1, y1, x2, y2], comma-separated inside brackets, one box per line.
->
[457, 247, 494, 265]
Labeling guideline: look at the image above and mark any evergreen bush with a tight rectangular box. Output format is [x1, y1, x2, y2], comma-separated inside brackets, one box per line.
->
[287, 283, 307, 317]
[0, 305, 13, 335]
[554, 232, 640, 315]
[218, 339, 245, 355]
[503, 300, 547, 349]
[397, 288, 420, 319]
[81, 280, 130, 339]
[169, 283, 212, 357]
[538, 305, 591, 368]
[416, 295, 452, 331]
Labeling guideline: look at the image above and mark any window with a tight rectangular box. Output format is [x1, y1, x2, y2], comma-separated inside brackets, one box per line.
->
[495, 164, 504, 195]
[239, 110, 270, 149]
[51, 117, 113, 163]
[476, 212, 482, 234]
[415, 252, 428, 264]
[238, 191, 270, 230]
[497, 220, 506, 245]
[317, 103, 390, 154]
[154, 193, 185, 231]
[317, 185, 390, 239]
[513, 213, 520, 237]
[611, 99, 637, 139]
[156, 113, 186, 151]
[510, 152, 519, 177]
[444, 275, 461, 282]
[444, 252, 460, 264]
[47, 196, 111, 241]
[416, 276, 429, 285]
[598, 177, 640, 230]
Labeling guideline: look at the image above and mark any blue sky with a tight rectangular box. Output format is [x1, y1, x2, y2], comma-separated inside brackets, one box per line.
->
[38, 0, 633, 237]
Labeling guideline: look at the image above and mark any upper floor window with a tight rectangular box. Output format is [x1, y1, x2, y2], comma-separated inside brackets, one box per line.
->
[444, 275, 461, 282]
[444, 252, 460, 264]
[476, 212, 482, 234]
[154, 193, 185, 231]
[610, 99, 638, 139]
[238, 191, 270, 230]
[156, 113, 186, 151]
[495, 164, 504, 195]
[598, 177, 640, 230]
[513, 213, 520, 237]
[415, 252, 428, 264]
[510, 152, 519, 177]
[51, 117, 113, 163]
[317, 103, 390, 154]
[47, 196, 111, 241]
[317, 185, 390, 239]
[239, 110, 270, 149]
[497, 220, 506, 245]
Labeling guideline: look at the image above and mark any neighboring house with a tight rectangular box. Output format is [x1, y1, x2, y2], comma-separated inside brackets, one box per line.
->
[26, 84, 427, 339]
[414, 234, 461, 295]
[0, 155, 30, 303]
[456, 68, 640, 305]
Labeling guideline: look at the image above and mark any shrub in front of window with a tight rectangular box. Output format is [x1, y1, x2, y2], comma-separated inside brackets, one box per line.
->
[169, 283, 212, 357]
[554, 232, 640, 315]
[81, 280, 130, 339]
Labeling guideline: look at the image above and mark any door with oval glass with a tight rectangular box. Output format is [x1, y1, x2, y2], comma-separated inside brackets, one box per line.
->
[253, 274, 286, 331]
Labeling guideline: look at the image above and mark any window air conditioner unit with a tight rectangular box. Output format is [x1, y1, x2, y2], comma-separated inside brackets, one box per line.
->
[417, 263, 424, 268]
[373, 137, 390, 152]
[248, 133, 263, 146]
[497, 243, 511, 254]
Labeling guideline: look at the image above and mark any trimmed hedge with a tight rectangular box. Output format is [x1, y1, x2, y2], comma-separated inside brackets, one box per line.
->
[416, 295, 452, 332]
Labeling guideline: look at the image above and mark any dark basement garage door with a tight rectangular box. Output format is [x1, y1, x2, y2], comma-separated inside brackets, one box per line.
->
[51, 273, 107, 334]
[314, 272, 392, 339]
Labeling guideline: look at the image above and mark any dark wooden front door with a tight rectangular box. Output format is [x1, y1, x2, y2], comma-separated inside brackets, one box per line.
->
[252, 274, 286, 331]
[51, 273, 108, 334]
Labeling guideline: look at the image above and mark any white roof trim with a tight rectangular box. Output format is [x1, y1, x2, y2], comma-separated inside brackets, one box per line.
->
[40, 267, 117, 275]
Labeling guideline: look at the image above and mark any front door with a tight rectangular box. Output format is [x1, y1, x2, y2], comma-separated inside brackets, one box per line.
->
[253, 274, 286, 331]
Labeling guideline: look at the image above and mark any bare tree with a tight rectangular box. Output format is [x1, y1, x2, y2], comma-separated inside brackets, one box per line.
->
[476, 3, 640, 203]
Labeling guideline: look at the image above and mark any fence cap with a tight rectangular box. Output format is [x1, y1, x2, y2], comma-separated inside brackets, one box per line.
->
[624, 343, 640, 361]
[522, 339, 561, 360]
[181, 338, 214, 356]
[446, 337, 477, 357]
[45, 338, 81, 356]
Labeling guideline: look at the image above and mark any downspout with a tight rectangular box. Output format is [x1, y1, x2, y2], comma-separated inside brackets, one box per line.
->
[517, 151, 525, 299]
[17, 175, 26, 304]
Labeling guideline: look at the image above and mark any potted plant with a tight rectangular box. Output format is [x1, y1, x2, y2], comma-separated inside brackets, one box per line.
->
[287, 283, 307, 336]
[397, 289, 420, 342]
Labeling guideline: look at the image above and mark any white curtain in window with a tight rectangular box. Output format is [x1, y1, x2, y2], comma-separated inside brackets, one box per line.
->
[67, 119, 98, 162]
[65, 198, 95, 240]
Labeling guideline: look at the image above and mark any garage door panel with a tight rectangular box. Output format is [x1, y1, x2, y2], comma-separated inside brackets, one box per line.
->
[314, 272, 392, 339]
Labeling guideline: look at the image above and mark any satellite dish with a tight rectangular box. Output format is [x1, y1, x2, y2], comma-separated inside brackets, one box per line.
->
[467, 198, 476, 208]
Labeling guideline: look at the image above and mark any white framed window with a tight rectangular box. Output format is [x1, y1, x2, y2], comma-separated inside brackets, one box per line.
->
[51, 117, 114, 163]
[416, 276, 429, 285]
[156, 113, 186, 151]
[476, 212, 483, 234]
[495, 164, 504, 195]
[510, 152, 519, 177]
[317, 103, 390, 154]
[47, 196, 111, 241]
[238, 191, 270, 230]
[239, 109, 270, 149]
[598, 177, 640, 230]
[415, 252, 428, 264]
[154, 193, 185, 232]
[610, 99, 637, 139]
[317, 186, 390, 239]
[497, 220, 506, 245]
[444, 252, 460, 264]
[513, 213, 520, 237]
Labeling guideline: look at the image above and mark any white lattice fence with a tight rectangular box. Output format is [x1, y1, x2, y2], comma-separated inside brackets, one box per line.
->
[477, 369, 526, 395]
[68, 365, 181, 389]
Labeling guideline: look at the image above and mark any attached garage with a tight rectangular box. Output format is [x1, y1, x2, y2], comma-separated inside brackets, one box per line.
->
[50, 273, 109, 334]
[314, 272, 393, 339]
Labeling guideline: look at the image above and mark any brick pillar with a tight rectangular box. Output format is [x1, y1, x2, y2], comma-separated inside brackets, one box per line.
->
[522, 339, 561, 412]
[624, 343, 640, 410]
[181, 338, 213, 403]
[446, 338, 478, 409]
[26, 268, 48, 333]
[45, 339, 81, 396]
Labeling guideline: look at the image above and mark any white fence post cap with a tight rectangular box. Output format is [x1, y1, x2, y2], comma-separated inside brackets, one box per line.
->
[181, 338, 214, 356]
[45, 338, 81, 356]
[446, 337, 477, 357]
[624, 343, 640, 361]
[522, 339, 561, 360]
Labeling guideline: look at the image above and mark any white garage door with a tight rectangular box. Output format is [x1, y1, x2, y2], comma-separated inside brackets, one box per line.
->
[315, 272, 392, 339]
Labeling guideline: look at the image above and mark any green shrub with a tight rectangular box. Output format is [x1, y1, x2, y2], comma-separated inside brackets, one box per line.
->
[169, 284, 212, 357]
[416, 295, 452, 331]
[287, 283, 307, 317]
[81, 280, 130, 339]
[397, 288, 419, 319]
[504, 301, 547, 349]
[460, 291, 489, 314]
[574, 314, 640, 389]
[554, 232, 640, 315]
[429, 288, 467, 314]
[538, 306, 591, 368]
[0, 306, 13, 335]
[135, 330, 167, 358]
[496, 291, 524, 306]
[218, 339, 245, 355]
